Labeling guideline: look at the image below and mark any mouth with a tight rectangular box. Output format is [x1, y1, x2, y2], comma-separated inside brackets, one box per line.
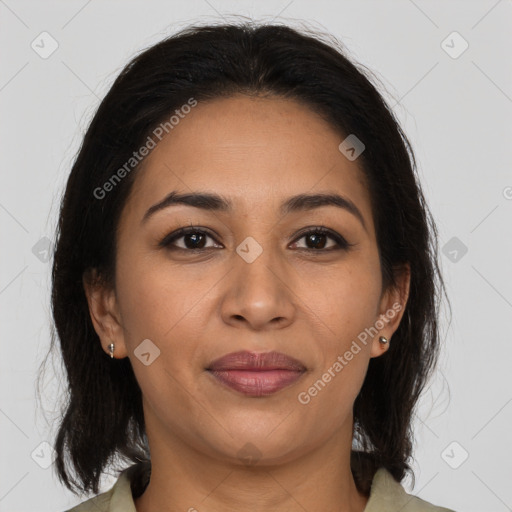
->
[206, 350, 307, 397]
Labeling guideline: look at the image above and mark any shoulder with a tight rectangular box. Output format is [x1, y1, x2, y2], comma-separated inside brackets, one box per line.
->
[65, 484, 117, 512]
[64, 463, 149, 512]
[365, 467, 456, 512]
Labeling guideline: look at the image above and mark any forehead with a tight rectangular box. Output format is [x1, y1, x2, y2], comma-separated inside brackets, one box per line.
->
[123, 94, 373, 225]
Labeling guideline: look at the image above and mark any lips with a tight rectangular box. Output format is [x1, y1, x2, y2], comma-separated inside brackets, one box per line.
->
[206, 350, 307, 397]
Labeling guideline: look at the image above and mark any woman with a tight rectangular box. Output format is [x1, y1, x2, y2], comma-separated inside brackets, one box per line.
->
[50, 22, 455, 511]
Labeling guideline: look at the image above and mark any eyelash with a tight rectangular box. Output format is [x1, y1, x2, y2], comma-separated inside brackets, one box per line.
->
[158, 226, 354, 253]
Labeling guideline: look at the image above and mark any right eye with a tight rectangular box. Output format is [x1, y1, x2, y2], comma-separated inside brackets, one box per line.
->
[158, 227, 224, 251]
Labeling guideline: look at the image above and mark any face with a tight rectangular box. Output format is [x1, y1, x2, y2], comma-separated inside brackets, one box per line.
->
[86, 94, 408, 466]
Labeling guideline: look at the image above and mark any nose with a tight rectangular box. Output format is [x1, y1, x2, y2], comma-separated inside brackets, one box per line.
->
[220, 246, 296, 331]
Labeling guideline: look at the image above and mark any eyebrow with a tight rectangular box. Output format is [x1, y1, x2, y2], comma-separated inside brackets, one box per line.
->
[141, 191, 367, 231]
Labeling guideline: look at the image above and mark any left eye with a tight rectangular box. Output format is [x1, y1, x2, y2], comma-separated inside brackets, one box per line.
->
[290, 228, 351, 251]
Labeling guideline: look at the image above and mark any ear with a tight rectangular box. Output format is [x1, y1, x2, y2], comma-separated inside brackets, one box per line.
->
[370, 263, 411, 359]
[82, 268, 128, 359]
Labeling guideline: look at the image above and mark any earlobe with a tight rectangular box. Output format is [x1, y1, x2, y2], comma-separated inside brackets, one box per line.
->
[82, 269, 128, 359]
[370, 332, 392, 358]
[370, 263, 411, 358]
[369, 335, 390, 358]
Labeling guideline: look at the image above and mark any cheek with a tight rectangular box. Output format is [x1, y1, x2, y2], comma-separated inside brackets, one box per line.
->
[297, 311, 373, 422]
[115, 253, 216, 343]
[294, 257, 381, 401]
[115, 255, 218, 402]
[295, 257, 382, 339]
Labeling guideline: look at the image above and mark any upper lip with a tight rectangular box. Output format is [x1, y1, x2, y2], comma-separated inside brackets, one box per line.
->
[207, 350, 306, 372]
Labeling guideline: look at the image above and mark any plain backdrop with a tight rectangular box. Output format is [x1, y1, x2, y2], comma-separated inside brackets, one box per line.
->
[1, 1, 511, 511]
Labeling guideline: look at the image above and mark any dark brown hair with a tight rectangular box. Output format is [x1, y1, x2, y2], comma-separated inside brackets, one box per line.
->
[41, 21, 449, 496]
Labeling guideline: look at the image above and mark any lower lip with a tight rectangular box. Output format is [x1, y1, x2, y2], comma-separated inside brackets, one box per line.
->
[207, 369, 305, 397]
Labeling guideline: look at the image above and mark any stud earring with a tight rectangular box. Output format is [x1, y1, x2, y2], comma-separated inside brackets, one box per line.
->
[378, 336, 388, 344]
[108, 343, 115, 358]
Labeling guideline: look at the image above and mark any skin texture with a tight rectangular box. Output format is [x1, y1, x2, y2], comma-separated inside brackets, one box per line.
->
[84, 94, 410, 512]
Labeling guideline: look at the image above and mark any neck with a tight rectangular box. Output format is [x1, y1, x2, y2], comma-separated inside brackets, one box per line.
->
[134, 419, 369, 512]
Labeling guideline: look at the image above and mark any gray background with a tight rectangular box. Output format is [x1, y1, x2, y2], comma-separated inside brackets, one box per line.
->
[1, 1, 511, 511]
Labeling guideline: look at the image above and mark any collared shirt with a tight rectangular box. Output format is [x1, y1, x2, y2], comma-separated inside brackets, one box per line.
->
[66, 462, 456, 512]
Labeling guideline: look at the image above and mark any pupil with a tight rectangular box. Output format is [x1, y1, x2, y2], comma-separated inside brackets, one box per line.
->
[185, 233, 205, 249]
[308, 233, 326, 249]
